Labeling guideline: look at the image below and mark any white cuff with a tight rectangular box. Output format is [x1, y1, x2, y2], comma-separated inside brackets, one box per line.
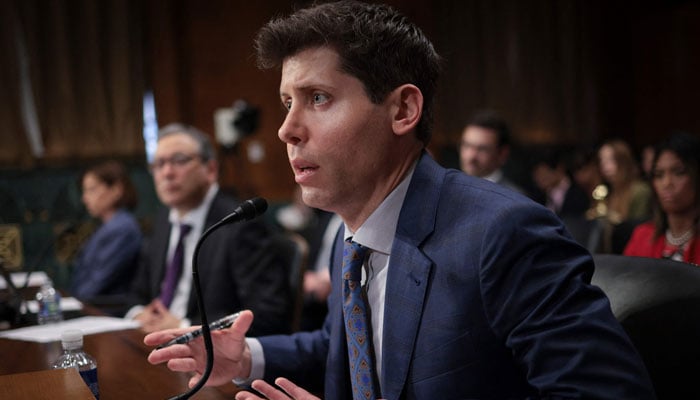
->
[124, 305, 144, 321]
[232, 338, 265, 386]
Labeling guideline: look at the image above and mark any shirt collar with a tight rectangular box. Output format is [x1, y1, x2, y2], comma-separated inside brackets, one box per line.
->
[483, 168, 503, 183]
[344, 162, 417, 255]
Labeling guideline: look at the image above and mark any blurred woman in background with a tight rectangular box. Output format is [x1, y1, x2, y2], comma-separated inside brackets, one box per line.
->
[598, 139, 652, 224]
[71, 160, 142, 301]
[624, 133, 700, 264]
[596, 139, 653, 253]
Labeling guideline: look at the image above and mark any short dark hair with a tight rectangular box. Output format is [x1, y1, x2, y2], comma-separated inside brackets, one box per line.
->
[533, 145, 566, 171]
[466, 110, 512, 148]
[254, 0, 441, 145]
[158, 123, 216, 162]
[83, 160, 138, 210]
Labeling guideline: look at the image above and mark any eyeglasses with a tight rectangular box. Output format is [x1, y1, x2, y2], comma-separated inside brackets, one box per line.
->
[149, 153, 201, 172]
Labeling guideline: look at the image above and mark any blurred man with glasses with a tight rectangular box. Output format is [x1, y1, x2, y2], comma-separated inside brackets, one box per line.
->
[460, 109, 524, 194]
[125, 123, 291, 335]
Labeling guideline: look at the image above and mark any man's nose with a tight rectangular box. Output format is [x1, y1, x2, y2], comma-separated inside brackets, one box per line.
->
[278, 108, 306, 146]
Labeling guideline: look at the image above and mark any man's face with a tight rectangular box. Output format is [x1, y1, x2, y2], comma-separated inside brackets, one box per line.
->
[460, 126, 506, 177]
[532, 164, 561, 192]
[277, 47, 396, 220]
[151, 133, 215, 213]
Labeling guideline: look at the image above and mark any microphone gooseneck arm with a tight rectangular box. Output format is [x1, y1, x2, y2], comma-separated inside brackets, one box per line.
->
[167, 197, 267, 400]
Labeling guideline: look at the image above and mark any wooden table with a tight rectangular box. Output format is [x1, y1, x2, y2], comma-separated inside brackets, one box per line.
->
[0, 325, 241, 399]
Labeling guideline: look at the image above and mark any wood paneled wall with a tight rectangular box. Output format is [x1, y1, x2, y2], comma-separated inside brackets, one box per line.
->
[4, 0, 699, 203]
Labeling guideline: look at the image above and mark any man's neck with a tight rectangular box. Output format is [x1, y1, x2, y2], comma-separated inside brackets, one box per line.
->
[342, 148, 422, 232]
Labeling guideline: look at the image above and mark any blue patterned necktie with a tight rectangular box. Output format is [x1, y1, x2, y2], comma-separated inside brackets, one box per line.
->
[160, 223, 192, 307]
[342, 239, 378, 400]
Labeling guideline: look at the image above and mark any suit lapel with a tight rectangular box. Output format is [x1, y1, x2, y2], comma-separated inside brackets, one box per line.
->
[186, 191, 232, 314]
[152, 210, 172, 296]
[380, 152, 443, 398]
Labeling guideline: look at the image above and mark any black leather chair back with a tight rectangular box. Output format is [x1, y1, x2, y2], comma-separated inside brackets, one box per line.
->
[592, 254, 700, 399]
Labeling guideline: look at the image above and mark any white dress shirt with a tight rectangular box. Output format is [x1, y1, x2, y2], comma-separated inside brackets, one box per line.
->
[165, 183, 219, 322]
[241, 163, 416, 385]
[125, 184, 219, 327]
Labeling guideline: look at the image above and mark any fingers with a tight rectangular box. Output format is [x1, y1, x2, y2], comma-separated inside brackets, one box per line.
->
[236, 378, 319, 400]
[142, 310, 252, 347]
[144, 310, 256, 387]
[147, 342, 194, 365]
[274, 377, 315, 398]
[188, 373, 203, 388]
[235, 390, 265, 400]
[229, 310, 254, 339]
[151, 299, 169, 315]
[250, 380, 287, 400]
[143, 326, 197, 346]
[151, 298, 165, 308]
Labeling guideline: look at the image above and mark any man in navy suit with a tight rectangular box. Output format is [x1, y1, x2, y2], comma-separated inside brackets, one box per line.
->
[146, 2, 655, 399]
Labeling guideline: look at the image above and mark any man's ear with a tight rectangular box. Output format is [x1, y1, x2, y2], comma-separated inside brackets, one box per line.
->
[390, 84, 423, 136]
[206, 159, 219, 183]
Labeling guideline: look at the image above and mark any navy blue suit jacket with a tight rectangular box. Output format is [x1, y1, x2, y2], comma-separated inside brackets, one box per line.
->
[259, 153, 654, 399]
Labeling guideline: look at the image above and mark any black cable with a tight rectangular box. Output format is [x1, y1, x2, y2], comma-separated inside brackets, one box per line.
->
[167, 197, 267, 400]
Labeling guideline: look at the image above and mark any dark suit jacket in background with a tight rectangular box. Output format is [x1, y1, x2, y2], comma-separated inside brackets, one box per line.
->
[130, 191, 292, 336]
[558, 181, 590, 219]
[258, 153, 655, 399]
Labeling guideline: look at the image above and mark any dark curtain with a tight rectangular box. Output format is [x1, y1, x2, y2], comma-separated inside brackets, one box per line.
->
[0, 0, 145, 168]
[432, 0, 602, 148]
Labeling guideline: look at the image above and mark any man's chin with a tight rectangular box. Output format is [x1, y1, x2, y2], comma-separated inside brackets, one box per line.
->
[160, 196, 186, 210]
[464, 169, 481, 177]
[300, 188, 331, 211]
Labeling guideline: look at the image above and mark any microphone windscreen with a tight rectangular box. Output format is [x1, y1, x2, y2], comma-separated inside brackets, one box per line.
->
[221, 197, 268, 225]
[246, 197, 268, 218]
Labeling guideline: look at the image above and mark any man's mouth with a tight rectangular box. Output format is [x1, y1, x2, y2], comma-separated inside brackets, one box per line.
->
[292, 159, 319, 174]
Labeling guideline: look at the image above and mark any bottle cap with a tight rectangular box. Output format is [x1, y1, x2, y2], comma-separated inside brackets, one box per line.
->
[60, 329, 84, 350]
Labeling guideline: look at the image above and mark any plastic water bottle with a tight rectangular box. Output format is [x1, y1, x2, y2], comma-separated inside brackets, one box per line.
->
[35, 279, 63, 324]
[52, 329, 100, 399]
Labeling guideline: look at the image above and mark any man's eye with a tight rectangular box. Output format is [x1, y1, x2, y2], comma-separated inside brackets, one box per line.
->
[282, 99, 292, 111]
[673, 167, 688, 176]
[312, 93, 329, 104]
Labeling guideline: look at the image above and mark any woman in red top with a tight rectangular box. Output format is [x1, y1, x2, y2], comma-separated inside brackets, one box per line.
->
[624, 133, 700, 264]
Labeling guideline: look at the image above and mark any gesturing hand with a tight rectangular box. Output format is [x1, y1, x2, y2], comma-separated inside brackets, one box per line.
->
[235, 378, 321, 400]
[144, 309, 255, 388]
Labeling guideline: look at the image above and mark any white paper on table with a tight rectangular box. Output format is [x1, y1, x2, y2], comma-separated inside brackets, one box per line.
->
[0, 316, 141, 343]
[0, 271, 49, 289]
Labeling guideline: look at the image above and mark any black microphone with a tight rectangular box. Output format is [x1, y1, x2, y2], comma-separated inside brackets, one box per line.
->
[218, 197, 268, 225]
[168, 197, 268, 400]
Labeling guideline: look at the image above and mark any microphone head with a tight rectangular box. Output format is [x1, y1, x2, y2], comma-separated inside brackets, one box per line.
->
[221, 197, 268, 225]
[239, 197, 268, 220]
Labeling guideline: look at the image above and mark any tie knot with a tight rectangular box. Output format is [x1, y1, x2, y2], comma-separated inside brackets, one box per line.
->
[179, 224, 193, 238]
[343, 239, 369, 281]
